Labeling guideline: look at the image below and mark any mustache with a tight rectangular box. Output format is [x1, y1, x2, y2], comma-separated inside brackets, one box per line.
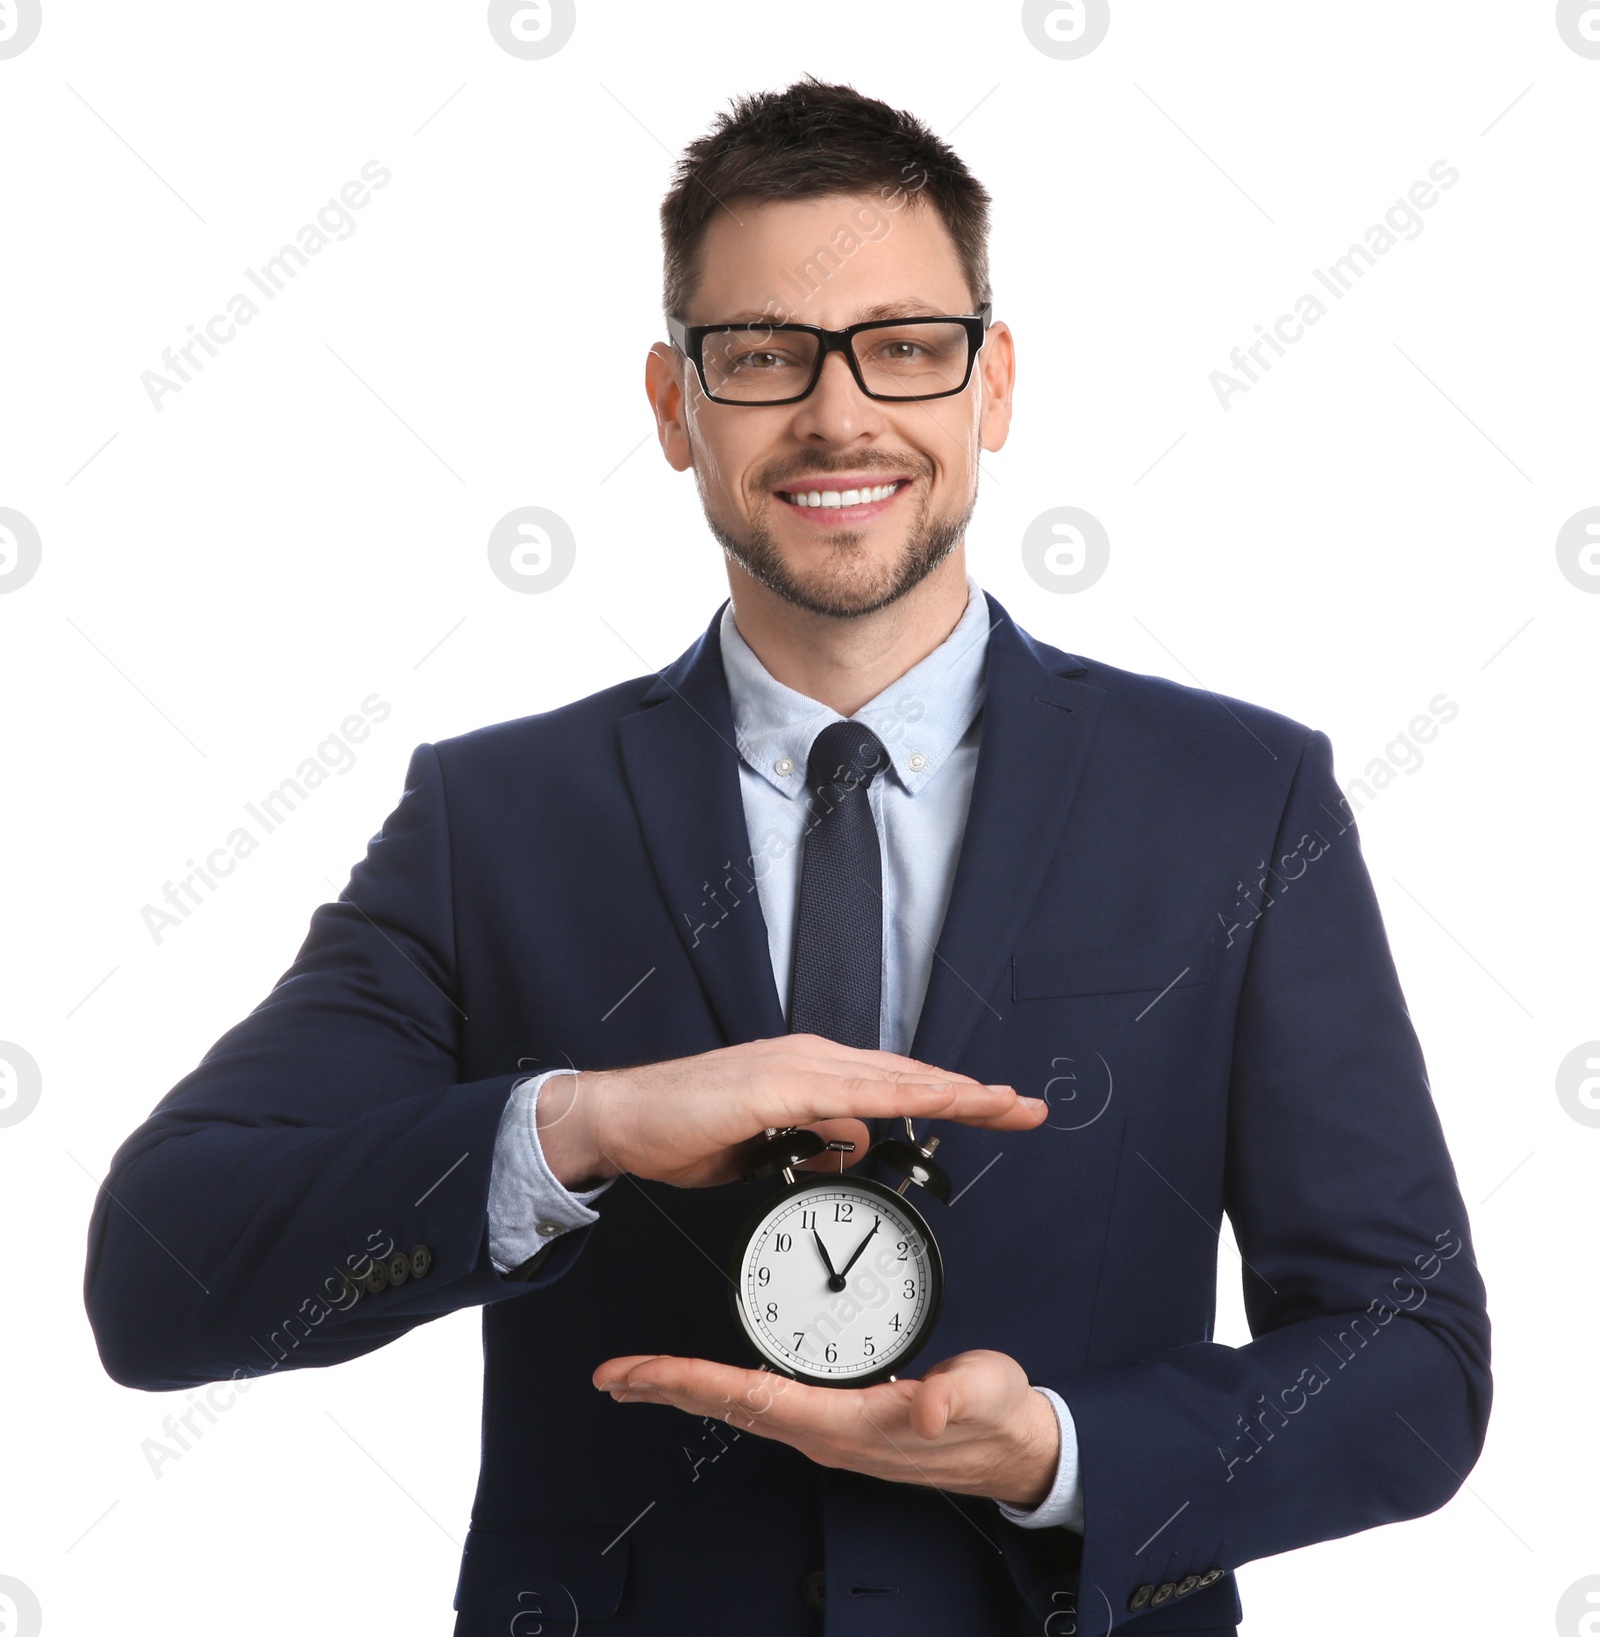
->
[759, 457, 927, 489]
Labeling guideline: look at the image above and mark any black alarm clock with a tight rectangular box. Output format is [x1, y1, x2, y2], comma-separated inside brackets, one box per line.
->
[727, 1119, 951, 1387]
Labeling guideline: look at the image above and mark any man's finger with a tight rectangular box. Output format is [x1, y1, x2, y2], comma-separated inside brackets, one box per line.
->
[788, 1075, 1043, 1129]
[778, 1036, 989, 1081]
[908, 1372, 962, 1440]
[595, 1355, 854, 1437]
[606, 1355, 798, 1415]
[913, 1350, 1018, 1431]
[592, 1354, 661, 1391]
[909, 1379, 952, 1440]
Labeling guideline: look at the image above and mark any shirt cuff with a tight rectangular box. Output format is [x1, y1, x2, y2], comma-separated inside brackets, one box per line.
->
[487, 1069, 617, 1275]
[995, 1386, 1084, 1532]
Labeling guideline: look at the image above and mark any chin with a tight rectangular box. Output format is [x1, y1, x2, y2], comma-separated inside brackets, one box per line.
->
[781, 555, 920, 618]
[711, 506, 970, 622]
[741, 544, 935, 620]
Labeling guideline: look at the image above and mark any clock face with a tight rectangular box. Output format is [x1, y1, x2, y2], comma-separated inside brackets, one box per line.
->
[728, 1174, 943, 1387]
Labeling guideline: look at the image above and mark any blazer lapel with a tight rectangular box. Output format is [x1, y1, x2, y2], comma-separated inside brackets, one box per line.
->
[616, 593, 1106, 1067]
[618, 604, 787, 1046]
[909, 594, 1107, 1071]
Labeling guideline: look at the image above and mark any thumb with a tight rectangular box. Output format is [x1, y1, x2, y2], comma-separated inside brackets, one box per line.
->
[909, 1376, 953, 1440]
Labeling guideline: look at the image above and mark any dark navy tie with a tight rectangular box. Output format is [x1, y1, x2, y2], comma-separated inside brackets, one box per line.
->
[787, 720, 889, 1051]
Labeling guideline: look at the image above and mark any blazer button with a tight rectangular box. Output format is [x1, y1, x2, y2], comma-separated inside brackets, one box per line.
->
[409, 1244, 432, 1279]
[1199, 1568, 1223, 1587]
[1177, 1574, 1200, 1596]
[360, 1259, 389, 1295]
[801, 1569, 826, 1612]
[1127, 1584, 1154, 1611]
[386, 1251, 410, 1287]
[1151, 1582, 1177, 1606]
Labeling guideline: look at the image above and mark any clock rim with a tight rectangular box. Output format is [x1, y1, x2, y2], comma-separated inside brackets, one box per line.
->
[725, 1171, 945, 1389]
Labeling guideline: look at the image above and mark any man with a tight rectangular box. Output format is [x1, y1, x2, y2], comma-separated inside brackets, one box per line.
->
[85, 77, 1491, 1636]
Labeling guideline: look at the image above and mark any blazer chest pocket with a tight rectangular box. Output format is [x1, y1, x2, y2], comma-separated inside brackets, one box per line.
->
[1011, 941, 1214, 1003]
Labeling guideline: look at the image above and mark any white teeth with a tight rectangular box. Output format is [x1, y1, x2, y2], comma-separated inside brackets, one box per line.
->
[781, 481, 901, 508]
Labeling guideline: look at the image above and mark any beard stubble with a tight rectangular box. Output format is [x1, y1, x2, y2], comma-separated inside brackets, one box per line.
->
[698, 460, 976, 620]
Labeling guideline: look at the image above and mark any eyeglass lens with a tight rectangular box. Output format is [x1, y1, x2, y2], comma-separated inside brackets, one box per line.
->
[699, 322, 973, 401]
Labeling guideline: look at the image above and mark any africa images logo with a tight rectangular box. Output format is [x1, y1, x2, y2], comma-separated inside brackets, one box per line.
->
[0, 1579, 42, 1637]
[139, 162, 392, 411]
[0, 507, 43, 593]
[0, 1043, 43, 1129]
[0, 0, 43, 58]
[1208, 162, 1460, 411]
[486, 0, 576, 58]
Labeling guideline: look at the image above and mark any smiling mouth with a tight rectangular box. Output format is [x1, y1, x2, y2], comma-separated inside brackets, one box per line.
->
[776, 478, 911, 510]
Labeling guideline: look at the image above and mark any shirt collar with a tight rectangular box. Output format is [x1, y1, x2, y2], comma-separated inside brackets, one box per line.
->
[719, 576, 991, 800]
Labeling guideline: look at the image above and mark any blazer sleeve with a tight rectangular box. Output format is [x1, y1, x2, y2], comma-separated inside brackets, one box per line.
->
[996, 728, 1492, 1629]
[84, 742, 596, 1392]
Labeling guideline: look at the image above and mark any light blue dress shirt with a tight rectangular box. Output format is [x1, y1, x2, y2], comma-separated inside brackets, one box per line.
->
[484, 577, 1083, 1532]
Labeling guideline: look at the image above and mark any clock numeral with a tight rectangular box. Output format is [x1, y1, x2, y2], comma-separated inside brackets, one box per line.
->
[890, 1314, 902, 1333]
[793, 1331, 807, 1352]
[833, 1201, 853, 1222]
[903, 1279, 916, 1299]
[895, 1239, 910, 1262]
[764, 1301, 778, 1323]
[863, 1335, 875, 1356]
[773, 1232, 792, 1252]
[756, 1266, 771, 1286]
[823, 1342, 837, 1363]
[799, 1210, 816, 1230]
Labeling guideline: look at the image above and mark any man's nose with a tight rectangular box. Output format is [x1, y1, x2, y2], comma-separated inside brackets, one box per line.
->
[789, 348, 884, 441]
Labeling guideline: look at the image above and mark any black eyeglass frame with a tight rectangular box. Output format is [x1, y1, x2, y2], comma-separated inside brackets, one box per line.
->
[666, 303, 994, 406]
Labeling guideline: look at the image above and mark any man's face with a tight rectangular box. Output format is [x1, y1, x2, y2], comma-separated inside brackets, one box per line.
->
[646, 192, 1014, 619]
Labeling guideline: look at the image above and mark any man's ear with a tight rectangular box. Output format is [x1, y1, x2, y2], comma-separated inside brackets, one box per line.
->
[977, 320, 1015, 455]
[645, 341, 695, 472]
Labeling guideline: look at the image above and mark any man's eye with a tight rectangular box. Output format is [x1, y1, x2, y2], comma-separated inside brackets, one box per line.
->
[731, 351, 792, 371]
[866, 340, 931, 365]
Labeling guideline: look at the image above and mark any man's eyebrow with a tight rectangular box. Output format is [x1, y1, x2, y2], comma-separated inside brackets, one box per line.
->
[710, 300, 955, 326]
[714, 310, 792, 326]
[853, 300, 946, 321]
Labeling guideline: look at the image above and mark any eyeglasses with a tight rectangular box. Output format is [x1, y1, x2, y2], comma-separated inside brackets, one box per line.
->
[666, 304, 993, 406]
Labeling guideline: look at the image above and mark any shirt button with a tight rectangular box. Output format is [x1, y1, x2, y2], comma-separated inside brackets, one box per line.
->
[535, 1222, 563, 1238]
[908, 752, 927, 772]
[774, 756, 794, 776]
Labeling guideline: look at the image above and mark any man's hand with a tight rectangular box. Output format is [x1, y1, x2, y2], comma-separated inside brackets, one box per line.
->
[537, 1035, 1047, 1189]
[591, 1348, 1061, 1511]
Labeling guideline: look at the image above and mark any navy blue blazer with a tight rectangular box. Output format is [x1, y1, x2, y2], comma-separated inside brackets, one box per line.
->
[84, 594, 1490, 1636]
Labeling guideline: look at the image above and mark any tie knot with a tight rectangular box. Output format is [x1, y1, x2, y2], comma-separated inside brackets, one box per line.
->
[804, 720, 888, 800]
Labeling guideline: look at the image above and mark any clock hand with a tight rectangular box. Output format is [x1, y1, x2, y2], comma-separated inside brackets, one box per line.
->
[837, 1216, 881, 1280]
[812, 1229, 845, 1291]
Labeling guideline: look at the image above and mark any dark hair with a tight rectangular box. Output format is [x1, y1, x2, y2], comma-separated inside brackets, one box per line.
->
[660, 75, 992, 322]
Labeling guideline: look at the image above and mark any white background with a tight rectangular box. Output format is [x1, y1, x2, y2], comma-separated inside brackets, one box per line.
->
[1, 2, 1595, 1632]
